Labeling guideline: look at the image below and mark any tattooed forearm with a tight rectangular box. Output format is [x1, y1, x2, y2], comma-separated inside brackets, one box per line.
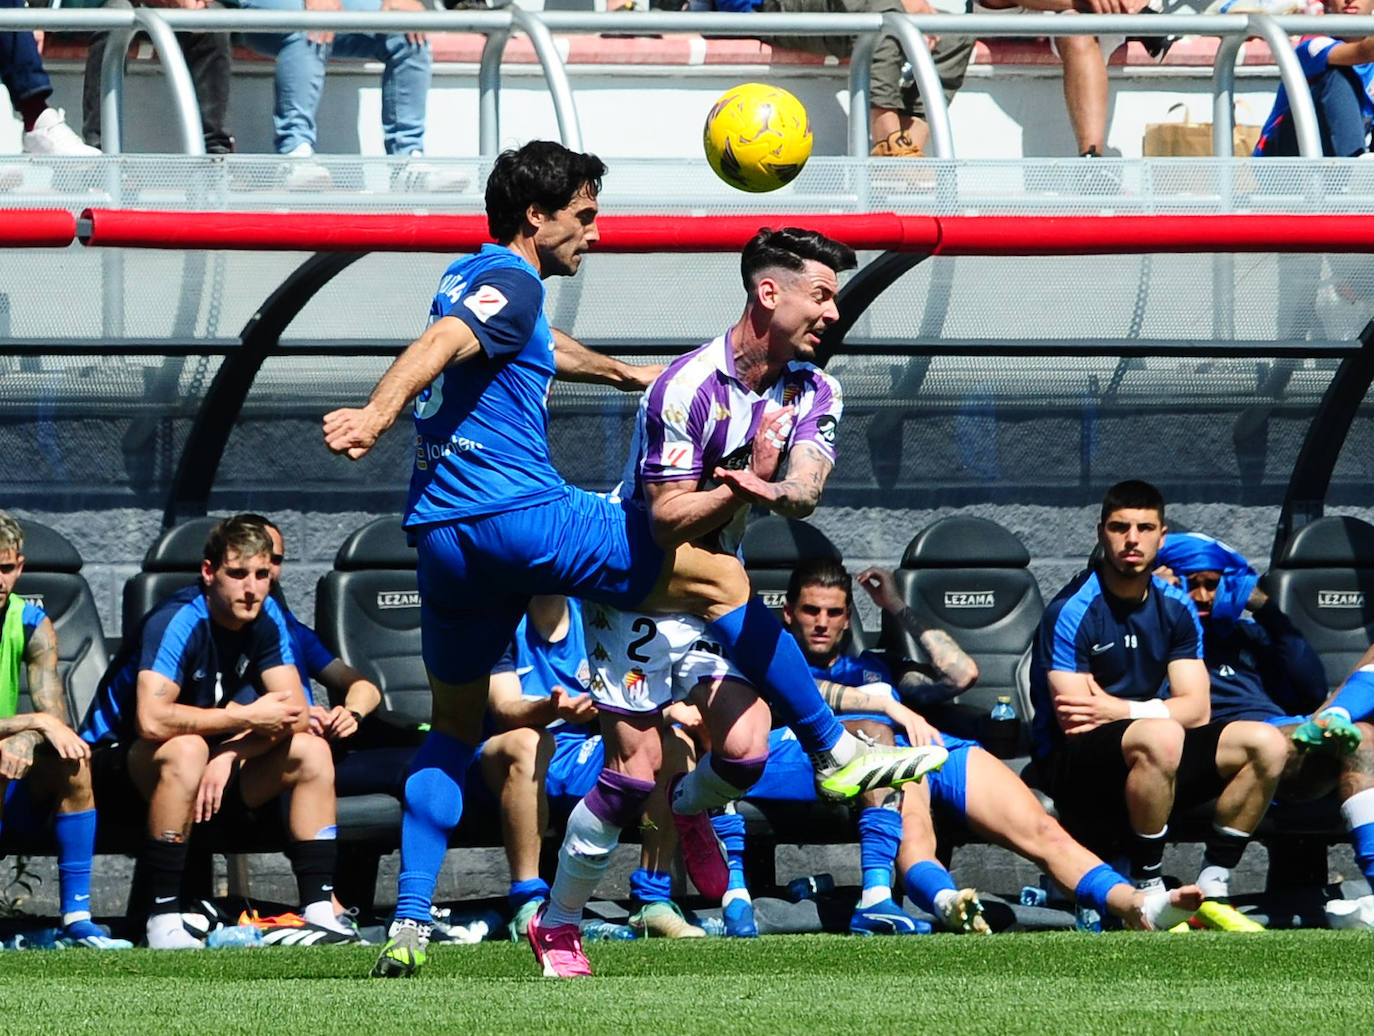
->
[769, 445, 833, 519]
[23, 620, 70, 725]
[818, 679, 888, 716]
[889, 606, 979, 693]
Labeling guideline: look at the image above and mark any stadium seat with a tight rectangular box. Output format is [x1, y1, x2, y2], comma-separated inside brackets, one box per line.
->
[1266, 515, 1374, 686]
[11, 520, 109, 724]
[739, 514, 870, 651]
[884, 515, 1044, 757]
[313, 516, 429, 732]
[119, 516, 218, 646]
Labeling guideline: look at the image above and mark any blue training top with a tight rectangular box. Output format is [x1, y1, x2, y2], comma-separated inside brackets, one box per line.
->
[1256, 36, 1374, 155]
[406, 245, 564, 528]
[1029, 567, 1202, 761]
[80, 584, 297, 745]
[810, 650, 897, 726]
[1200, 601, 1327, 724]
[512, 600, 594, 737]
[284, 609, 336, 707]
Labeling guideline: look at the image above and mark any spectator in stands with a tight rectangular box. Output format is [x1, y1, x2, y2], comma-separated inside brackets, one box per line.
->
[690, 0, 974, 156]
[1254, 0, 1374, 156]
[78, 515, 357, 949]
[1, 0, 100, 155]
[80, 0, 234, 155]
[232, 0, 459, 190]
[972, 0, 1167, 158]
[0, 513, 130, 948]
[726, 556, 1204, 934]
[1029, 479, 1289, 930]
[1152, 532, 1374, 929]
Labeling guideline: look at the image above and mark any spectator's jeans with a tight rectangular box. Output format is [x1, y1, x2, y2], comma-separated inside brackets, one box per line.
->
[81, 0, 234, 153]
[237, 0, 431, 155]
[0, 0, 52, 108]
[1261, 67, 1370, 157]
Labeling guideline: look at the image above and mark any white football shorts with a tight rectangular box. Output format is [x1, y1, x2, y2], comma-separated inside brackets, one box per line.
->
[580, 601, 751, 713]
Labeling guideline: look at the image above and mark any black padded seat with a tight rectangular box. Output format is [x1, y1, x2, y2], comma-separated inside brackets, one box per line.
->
[1266, 515, 1374, 685]
[120, 517, 218, 645]
[739, 515, 868, 651]
[314, 517, 429, 730]
[886, 515, 1044, 755]
[11, 520, 109, 723]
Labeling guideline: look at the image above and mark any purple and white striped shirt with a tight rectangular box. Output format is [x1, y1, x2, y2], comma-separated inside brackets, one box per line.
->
[618, 332, 842, 553]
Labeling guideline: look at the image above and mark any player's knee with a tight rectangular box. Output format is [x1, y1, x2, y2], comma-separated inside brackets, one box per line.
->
[846, 719, 895, 746]
[285, 731, 335, 785]
[1248, 723, 1290, 780]
[1124, 718, 1184, 772]
[503, 726, 545, 776]
[156, 735, 211, 787]
[404, 765, 465, 832]
[1059, 34, 1098, 61]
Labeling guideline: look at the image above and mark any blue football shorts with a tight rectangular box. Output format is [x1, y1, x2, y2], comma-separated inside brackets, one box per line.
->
[415, 487, 666, 683]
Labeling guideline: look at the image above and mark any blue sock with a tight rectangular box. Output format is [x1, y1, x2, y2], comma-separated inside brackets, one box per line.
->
[396, 731, 474, 923]
[54, 809, 96, 921]
[630, 867, 673, 905]
[859, 807, 902, 893]
[508, 877, 549, 912]
[712, 812, 750, 891]
[1075, 863, 1129, 916]
[903, 860, 957, 916]
[707, 597, 844, 754]
[1331, 669, 1374, 723]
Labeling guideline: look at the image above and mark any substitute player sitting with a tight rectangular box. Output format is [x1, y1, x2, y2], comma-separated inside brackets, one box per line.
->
[0, 512, 129, 949]
[80, 516, 355, 949]
[526, 227, 947, 977]
[325, 145, 944, 975]
[1030, 480, 1288, 930]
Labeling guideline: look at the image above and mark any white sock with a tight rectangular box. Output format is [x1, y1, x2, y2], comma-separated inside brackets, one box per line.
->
[827, 730, 860, 768]
[1195, 864, 1231, 900]
[544, 799, 623, 928]
[302, 900, 350, 933]
[672, 756, 745, 815]
[62, 910, 92, 927]
[932, 888, 958, 917]
[146, 912, 202, 950]
[722, 888, 752, 907]
[1141, 891, 1195, 930]
[858, 885, 890, 909]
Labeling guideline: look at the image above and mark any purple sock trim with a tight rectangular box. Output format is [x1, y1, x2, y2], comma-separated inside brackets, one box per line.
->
[709, 752, 769, 793]
[584, 769, 656, 829]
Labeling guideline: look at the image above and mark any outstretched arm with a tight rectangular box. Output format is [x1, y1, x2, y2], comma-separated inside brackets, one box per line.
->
[855, 567, 979, 699]
[552, 329, 662, 391]
[712, 441, 834, 520]
[322, 316, 481, 460]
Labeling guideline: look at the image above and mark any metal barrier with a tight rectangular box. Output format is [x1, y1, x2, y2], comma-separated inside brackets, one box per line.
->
[1, 7, 1361, 158]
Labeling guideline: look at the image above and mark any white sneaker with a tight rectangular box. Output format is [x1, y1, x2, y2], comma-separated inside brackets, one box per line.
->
[22, 108, 100, 157]
[396, 151, 470, 192]
[282, 142, 332, 190]
[1325, 894, 1374, 929]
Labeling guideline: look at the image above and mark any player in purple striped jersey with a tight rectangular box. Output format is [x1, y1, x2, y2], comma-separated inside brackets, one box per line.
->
[529, 228, 946, 978]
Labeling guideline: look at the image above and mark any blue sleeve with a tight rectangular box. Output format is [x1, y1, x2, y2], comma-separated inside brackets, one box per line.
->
[1250, 600, 1328, 715]
[1049, 596, 1092, 673]
[1296, 36, 1338, 78]
[251, 598, 296, 673]
[287, 612, 335, 680]
[1162, 586, 1204, 662]
[435, 266, 541, 359]
[144, 604, 204, 685]
[20, 601, 46, 643]
[491, 633, 517, 676]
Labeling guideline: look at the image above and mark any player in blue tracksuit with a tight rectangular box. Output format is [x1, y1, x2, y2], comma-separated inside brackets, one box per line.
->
[736, 558, 1203, 934]
[0, 513, 130, 949]
[80, 516, 351, 949]
[1154, 532, 1374, 929]
[327, 144, 936, 977]
[1030, 481, 1289, 925]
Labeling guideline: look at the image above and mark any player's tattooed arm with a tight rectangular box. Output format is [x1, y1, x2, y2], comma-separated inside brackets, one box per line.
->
[323, 316, 482, 460]
[24, 617, 71, 726]
[854, 568, 979, 696]
[553, 329, 663, 391]
[816, 678, 888, 714]
[714, 442, 833, 519]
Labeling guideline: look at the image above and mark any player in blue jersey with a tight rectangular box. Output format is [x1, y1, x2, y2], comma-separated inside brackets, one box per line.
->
[324, 144, 946, 976]
[80, 516, 355, 949]
[1153, 531, 1374, 929]
[0, 513, 130, 949]
[1030, 481, 1289, 931]
[1255, 0, 1374, 156]
[738, 558, 1204, 934]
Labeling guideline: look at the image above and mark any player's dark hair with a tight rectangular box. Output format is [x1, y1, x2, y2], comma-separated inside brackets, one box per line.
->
[203, 515, 274, 569]
[236, 512, 280, 537]
[785, 556, 853, 609]
[485, 141, 607, 243]
[1100, 479, 1166, 524]
[741, 227, 857, 293]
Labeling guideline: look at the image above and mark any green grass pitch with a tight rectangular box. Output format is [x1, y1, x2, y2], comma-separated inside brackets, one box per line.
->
[5, 931, 1373, 1035]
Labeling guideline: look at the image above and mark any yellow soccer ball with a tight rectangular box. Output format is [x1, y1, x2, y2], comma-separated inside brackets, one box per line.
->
[703, 83, 813, 193]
